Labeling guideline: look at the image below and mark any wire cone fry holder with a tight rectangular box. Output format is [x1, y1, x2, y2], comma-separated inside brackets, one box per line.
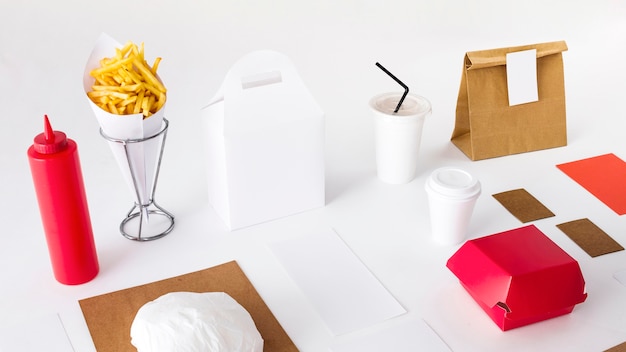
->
[100, 118, 174, 241]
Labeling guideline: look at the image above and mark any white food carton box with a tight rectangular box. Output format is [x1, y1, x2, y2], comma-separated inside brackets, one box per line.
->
[201, 50, 325, 230]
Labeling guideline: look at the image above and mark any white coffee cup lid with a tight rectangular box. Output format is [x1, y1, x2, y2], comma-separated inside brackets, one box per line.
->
[426, 167, 481, 199]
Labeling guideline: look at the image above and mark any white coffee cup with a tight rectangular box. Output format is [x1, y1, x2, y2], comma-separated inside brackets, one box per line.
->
[370, 92, 432, 184]
[424, 167, 481, 245]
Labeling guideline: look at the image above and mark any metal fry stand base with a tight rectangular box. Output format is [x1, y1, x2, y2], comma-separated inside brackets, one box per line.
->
[120, 201, 174, 241]
[100, 118, 175, 241]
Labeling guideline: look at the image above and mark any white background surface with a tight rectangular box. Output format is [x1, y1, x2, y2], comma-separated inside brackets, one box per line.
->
[2, 1, 626, 351]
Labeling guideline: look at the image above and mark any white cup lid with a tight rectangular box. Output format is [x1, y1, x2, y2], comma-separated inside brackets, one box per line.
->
[370, 92, 431, 117]
[426, 167, 481, 199]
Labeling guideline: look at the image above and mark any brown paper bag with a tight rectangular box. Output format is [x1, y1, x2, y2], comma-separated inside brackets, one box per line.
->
[451, 41, 568, 160]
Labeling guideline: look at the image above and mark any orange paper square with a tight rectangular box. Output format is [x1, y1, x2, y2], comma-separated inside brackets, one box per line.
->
[557, 153, 626, 215]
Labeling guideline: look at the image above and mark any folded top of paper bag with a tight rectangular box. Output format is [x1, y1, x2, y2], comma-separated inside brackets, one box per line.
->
[465, 40, 567, 70]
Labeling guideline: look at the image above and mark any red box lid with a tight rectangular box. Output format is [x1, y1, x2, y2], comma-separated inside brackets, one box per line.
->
[446, 224, 587, 331]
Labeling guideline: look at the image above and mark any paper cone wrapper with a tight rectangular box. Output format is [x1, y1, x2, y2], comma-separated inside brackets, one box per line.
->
[84, 33, 167, 209]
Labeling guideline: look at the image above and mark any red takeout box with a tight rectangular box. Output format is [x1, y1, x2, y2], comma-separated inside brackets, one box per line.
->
[446, 224, 587, 331]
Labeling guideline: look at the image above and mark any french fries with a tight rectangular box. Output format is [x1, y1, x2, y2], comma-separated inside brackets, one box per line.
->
[87, 41, 166, 118]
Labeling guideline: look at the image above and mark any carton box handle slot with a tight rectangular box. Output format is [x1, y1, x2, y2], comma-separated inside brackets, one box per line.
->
[241, 71, 283, 90]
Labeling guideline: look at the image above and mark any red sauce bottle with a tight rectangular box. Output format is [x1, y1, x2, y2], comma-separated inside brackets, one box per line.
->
[27, 115, 99, 285]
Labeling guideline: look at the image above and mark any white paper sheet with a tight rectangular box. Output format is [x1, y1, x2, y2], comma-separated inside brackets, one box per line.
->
[330, 318, 451, 352]
[506, 49, 539, 106]
[269, 228, 406, 336]
[0, 314, 74, 352]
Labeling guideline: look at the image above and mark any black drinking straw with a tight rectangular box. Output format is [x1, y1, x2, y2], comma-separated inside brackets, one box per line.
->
[375, 62, 409, 113]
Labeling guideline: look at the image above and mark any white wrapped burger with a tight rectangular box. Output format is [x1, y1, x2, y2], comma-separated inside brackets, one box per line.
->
[130, 291, 263, 351]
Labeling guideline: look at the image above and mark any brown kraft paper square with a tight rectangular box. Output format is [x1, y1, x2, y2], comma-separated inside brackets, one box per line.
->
[556, 218, 624, 258]
[605, 341, 626, 352]
[492, 188, 555, 223]
[79, 260, 298, 352]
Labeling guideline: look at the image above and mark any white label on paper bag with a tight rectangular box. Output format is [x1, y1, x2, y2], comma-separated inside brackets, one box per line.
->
[506, 49, 539, 106]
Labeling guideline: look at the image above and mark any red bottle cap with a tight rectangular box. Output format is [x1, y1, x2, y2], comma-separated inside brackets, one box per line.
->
[33, 115, 68, 154]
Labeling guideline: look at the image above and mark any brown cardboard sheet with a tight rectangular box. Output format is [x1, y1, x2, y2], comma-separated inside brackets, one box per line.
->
[79, 260, 298, 352]
[605, 341, 626, 352]
[492, 188, 555, 223]
[556, 218, 624, 258]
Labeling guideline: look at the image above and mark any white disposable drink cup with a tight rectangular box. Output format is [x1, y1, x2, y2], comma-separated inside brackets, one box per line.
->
[370, 92, 432, 184]
[425, 167, 481, 245]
